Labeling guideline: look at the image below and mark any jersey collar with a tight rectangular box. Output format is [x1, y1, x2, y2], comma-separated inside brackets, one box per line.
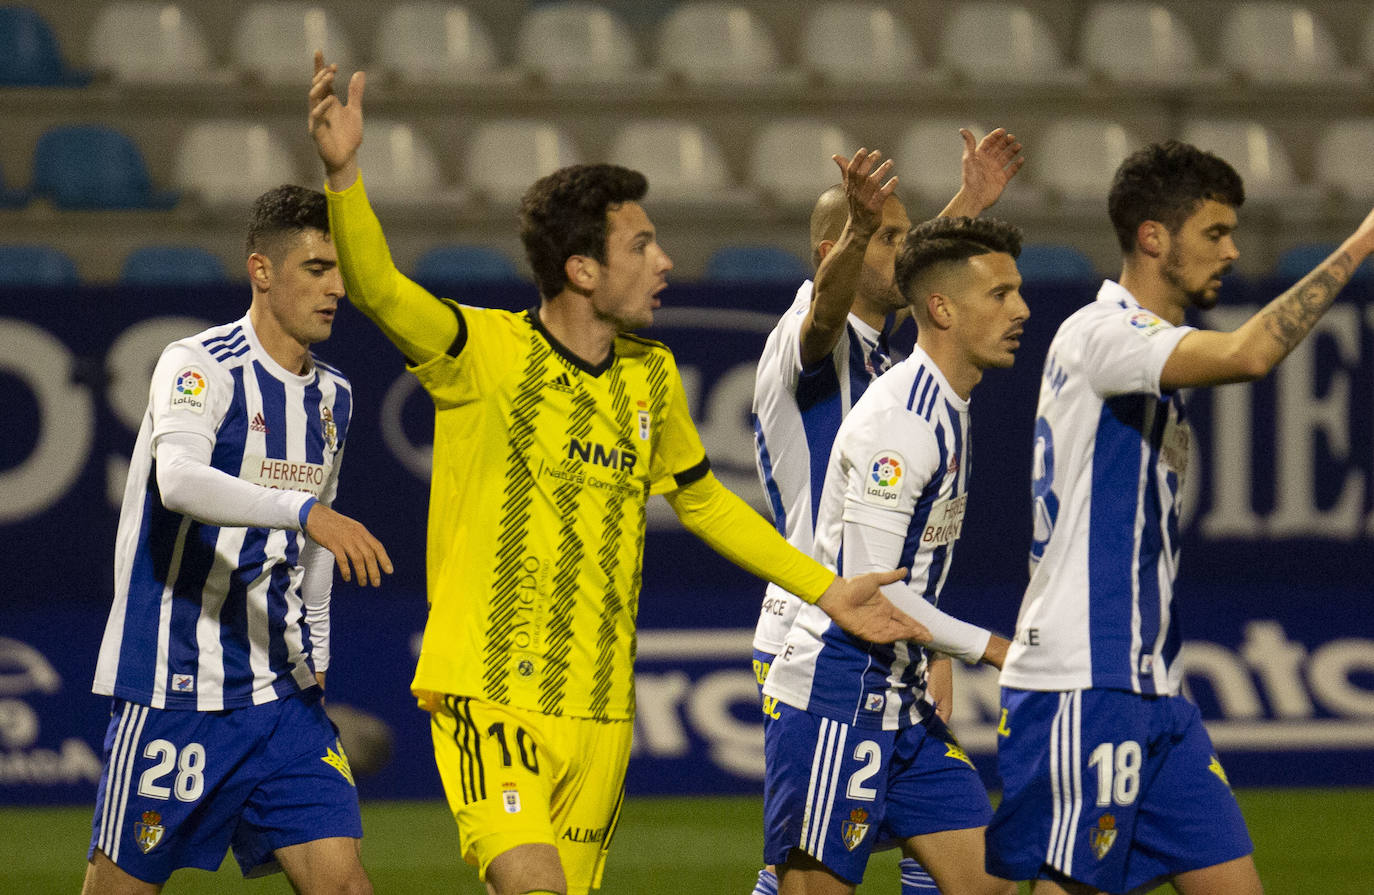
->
[525, 306, 615, 377]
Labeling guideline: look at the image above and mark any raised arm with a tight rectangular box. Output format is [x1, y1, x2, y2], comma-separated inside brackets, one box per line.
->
[800, 148, 898, 367]
[308, 51, 458, 363]
[938, 127, 1025, 219]
[1160, 207, 1374, 390]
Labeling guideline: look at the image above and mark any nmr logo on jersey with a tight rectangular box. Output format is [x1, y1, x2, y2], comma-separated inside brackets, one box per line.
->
[170, 368, 207, 414]
[864, 453, 904, 508]
[567, 438, 638, 472]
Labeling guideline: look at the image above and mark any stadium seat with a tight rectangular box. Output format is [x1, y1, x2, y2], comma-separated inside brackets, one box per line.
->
[656, 2, 782, 85]
[1079, 2, 1201, 85]
[516, 2, 640, 83]
[939, 3, 1067, 84]
[32, 125, 179, 210]
[0, 6, 90, 86]
[608, 120, 733, 202]
[88, 2, 213, 84]
[703, 245, 810, 283]
[1274, 243, 1372, 283]
[413, 244, 520, 283]
[1015, 244, 1097, 281]
[1037, 118, 1137, 202]
[120, 246, 228, 285]
[749, 119, 856, 207]
[1315, 119, 1374, 200]
[0, 245, 80, 285]
[356, 120, 446, 204]
[174, 121, 302, 205]
[800, 3, 921, 84]
[464, 120, 581, 205]
[896, 119, 991, 203]
[1220, 2, 1343, 84]
[374, 3, 499, 84]
[1179, 120, 1300, 203]
[232, 2, 355, 85]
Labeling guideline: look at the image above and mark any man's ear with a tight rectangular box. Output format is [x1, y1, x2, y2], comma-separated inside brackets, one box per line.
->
[1137, 221, 1166, 259]
[927, 291, 954, 330]
[247, 252, 272, 290]
[564, 254, 597, 294]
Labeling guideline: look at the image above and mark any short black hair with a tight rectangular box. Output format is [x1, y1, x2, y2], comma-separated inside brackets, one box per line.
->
[894, 216, 1023, 300]
[246, 184, 330, 259]
[519, 164, 648, 299]
[1108, 141, 1245, 252]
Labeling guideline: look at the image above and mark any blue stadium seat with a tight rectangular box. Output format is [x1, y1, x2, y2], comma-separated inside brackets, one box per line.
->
[413, 244, 521, 283]
[0, 245, 80, 285]
[120, 246, 228, 285]
[0, 7, 90, 86]
[1274, 243, 1373, 283]
[703, 246, 810, 283]
[1015, 244, 1097, 281]
[33, 126, 178, 210]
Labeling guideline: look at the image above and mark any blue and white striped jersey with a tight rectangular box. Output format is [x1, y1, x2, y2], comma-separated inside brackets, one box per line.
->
[764, 346, 982, 730]
[94, 315, 352, 710]
[751, 281, 892, 653]
[1000, 281, 1194, 695]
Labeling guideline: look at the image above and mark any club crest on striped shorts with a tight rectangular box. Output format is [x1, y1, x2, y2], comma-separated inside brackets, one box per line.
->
[841, 807, 870, 851]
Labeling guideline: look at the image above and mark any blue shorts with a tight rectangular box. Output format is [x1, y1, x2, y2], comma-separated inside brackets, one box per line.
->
[88, 689, 363, 884]
[763, 701, 991, 884]
[986, 688, 1252, 893]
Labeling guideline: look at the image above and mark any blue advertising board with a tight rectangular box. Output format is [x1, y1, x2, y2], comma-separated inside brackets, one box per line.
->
[2, 275, 1372, 805]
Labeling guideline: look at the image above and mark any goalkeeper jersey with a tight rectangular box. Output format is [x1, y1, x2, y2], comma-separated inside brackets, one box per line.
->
[410, 303, 709, 720]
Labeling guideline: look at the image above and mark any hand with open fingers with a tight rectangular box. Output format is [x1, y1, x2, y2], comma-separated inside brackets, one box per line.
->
[308, 49, 365, 180]
[958, 127, 1024, 213]
[831, 147, 899, 235]
[304, 503, 393, 587]
[815, 568, 932, 645]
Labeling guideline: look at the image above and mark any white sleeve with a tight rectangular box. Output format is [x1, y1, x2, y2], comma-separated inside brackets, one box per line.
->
[842, 518, 991, 664]
[155, 432, 315, 531]
[300, 449, 342, 673]
[1079, 309, 1194, 398]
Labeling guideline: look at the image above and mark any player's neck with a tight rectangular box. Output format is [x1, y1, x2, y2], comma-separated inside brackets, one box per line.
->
[1118, 260, 1187, 326]
[851, 295, 889, 332]
[248, 305, 312, 375]
[916, 335, 980, 401]
[537, 297, 615, 367]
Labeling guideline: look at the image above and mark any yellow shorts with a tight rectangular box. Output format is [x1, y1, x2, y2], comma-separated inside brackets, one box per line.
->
[424, 693, 632, 894]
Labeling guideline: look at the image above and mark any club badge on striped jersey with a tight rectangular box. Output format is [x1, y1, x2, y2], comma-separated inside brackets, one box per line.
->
[637, 400, 650, 441]
[1090, 814, 1118, 860]
[135, 810, 165, 854]
[321, 406, 338, 453]
[841, 808, 870, 851]
[170, 367, 207, 414]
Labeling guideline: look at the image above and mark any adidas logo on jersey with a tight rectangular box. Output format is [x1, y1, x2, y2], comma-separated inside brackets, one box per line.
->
[548, 372, 575, 394]
[249, 412, 269, 434]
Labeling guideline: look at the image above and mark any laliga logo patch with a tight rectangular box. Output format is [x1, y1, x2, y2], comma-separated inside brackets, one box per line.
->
[841, 808, 870, 851]
[171, 367, 207, 414]
[1127, 311, 1167, 337]
[863, 452, 904, 508]
[1090, 814, 1118, 860]
[135, 810, 165, 854]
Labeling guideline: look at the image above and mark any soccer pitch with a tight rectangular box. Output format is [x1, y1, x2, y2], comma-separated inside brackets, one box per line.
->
[4, 790, 1370, 893]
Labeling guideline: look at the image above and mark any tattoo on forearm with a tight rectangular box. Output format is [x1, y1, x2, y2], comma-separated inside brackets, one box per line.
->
[1260, 251, 1354, 352]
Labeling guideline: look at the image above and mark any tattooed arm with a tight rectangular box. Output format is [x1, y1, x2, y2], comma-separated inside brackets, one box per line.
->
[1160, 209, 1374, 390]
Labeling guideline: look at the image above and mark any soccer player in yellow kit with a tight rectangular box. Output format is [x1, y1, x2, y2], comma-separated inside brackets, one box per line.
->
[308, 54, 926, 895]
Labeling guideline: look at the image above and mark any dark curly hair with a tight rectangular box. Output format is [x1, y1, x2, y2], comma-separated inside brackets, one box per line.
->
[245, 184, 330, 259]
[519, 164, 648, 299]
[1108, 141, 1245, 252]
[895, 216, 1023, 300]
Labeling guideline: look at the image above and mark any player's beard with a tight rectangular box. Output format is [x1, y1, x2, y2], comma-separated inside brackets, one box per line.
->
[859, 263, 905, 312]
[1162, 244, 1226, 311]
